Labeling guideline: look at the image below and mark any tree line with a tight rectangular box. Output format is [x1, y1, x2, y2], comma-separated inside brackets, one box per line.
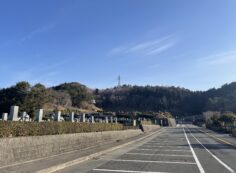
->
[0, 82, 94, 117]
[1, 81, 236, 117]
[95, 82, 236, 116]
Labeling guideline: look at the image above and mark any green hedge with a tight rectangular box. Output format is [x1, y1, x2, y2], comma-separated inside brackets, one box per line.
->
[0, 121, 133, 138]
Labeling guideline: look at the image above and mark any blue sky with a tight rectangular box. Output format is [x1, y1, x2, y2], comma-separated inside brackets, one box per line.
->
[0, 0, 236, 91]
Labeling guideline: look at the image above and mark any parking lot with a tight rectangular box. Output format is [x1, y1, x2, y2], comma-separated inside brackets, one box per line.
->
[88, 127, 199, 173]
[57, 125, 236, 173]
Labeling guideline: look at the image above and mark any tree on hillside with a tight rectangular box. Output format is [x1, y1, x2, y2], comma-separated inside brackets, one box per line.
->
[0, 82, 49, 118]
[218, 113, 236, 129]
[24, 83, 50, 117]
[52, 82, 94, 107]
[0, 81, 30, 113]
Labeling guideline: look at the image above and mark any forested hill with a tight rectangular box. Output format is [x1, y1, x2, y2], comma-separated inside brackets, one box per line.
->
[0, 82, 98, 116]
[95, 82, 236, 115]
[1, 81, 236, 116]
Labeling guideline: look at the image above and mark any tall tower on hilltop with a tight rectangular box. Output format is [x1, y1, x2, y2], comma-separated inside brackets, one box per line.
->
[118, 75, 121, 87]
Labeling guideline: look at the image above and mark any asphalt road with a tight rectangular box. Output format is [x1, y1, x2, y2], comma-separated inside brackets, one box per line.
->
[56, 125, 236, 173]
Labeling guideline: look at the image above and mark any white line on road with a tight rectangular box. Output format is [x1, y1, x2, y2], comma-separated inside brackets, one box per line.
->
[147, 141, 169, 143]
[136, 148, 191, 152]
[147, 141, 185, 144]
[110, 159, 196, 165]
[187, 128, 235, 173]
[35, 129, 164, 173]
[142, 145, 188, 149]
[183, 128, 205, 173]
[93, 169, 170, 173]
[126, 153, 193, 157]
[146, 143, 186, 146]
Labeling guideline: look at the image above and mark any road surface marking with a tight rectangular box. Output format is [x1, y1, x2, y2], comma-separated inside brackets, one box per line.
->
[147, 141, 169, 143]
[126, 153, 193, 157]
[199, 129, 236, 148]
[110, 159, 196, 165]
[187, 128, 235, 173]
[136, 148, 191, 152]
[93, 169, 170, 173]
[147, 141, 185, 143]
[146, 141, 186, 143]
[183, 128, 205, 173]
[142, 145, 188, 149]
[35, 129, 164, 173]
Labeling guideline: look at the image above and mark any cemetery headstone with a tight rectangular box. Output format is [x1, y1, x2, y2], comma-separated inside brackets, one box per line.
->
[9, 106, 19, 121]
[82, 113, 86, 122]
[110, 116, 113, 123]
[35, 109, 43, 122]
[2, 113, 8, 121]
[69, 112, 74, 122]
[105, 116, 108, 123]
[56, 111, 61, 122]
[133, 119, 137, 126]
[91, 116, 95, 123]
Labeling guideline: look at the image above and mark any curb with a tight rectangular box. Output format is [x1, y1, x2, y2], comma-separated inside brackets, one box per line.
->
[36, 129, 163, 173]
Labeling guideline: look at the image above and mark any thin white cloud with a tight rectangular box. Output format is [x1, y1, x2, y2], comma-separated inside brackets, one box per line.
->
[109, 45, 129, 54]
[109, 34, 175, 56]
[146, 42, 175, 56]
[197, 50, 236, 65]
[13, 59, 69, 87]
[21, 23, 55, 42]
[128, 35, 172, 53]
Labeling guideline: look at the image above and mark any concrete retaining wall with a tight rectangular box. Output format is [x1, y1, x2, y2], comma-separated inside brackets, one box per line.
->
[168, 118, 177, 127]
[0, 130, 143, 167]
[143, 125, 160, 132]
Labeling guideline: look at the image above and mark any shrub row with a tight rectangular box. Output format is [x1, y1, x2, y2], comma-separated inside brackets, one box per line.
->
[0, 121, 134, 138]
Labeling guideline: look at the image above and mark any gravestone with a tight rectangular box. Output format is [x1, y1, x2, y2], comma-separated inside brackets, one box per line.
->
[2, 113, 8, 121]
[110, 116, 113, 123]
[115, 117, 118, 124]
[133, 119, 137, 126]
[51, 113, 55, 121]
[91, 116, 95, 123]
[69, 112, 74, 122]
[21, 112, 27, 119]
[21, 112, 30, 122]
[105, 116, 108, 123]
[9, 106, 19, 121]
[82, 113, 86, 123]
[35, 109, 43, 122]
[55, 111, 61, 121]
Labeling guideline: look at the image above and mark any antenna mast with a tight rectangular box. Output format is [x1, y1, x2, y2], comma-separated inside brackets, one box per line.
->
[118, 75, 121, 87]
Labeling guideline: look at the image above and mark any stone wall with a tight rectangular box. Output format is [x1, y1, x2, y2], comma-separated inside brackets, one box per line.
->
[0, 130, 143, 167]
